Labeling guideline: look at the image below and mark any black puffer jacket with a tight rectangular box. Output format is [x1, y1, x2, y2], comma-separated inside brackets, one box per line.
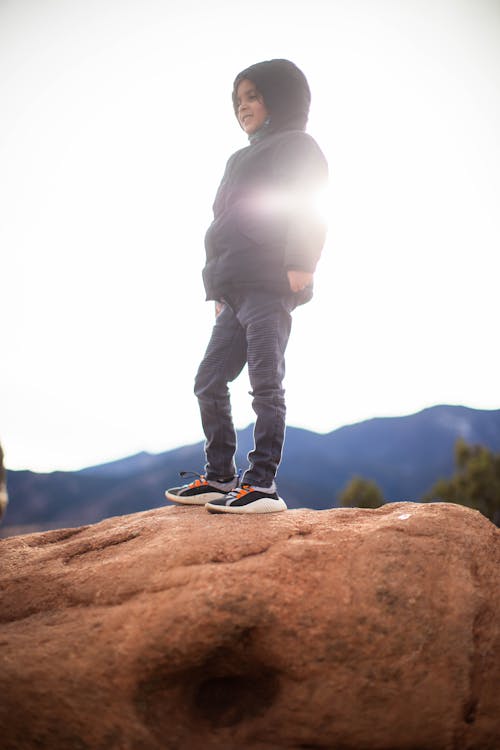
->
[202, 60, 328, 305]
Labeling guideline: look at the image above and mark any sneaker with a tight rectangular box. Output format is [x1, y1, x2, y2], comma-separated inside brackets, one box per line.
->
[205, 484, 287, 514]
[165, 472, 237, 506]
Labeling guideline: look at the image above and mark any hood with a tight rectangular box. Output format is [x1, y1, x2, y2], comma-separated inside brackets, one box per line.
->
[232, 59, 311, 134]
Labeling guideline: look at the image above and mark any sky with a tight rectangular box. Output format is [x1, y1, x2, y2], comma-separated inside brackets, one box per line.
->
[1, 0, 499, 472]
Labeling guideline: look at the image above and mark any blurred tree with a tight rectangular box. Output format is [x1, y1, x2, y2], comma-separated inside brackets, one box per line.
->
[0, 442, 7, 520]
[338, 476, 385, 509]
[423, 438, 500, 525]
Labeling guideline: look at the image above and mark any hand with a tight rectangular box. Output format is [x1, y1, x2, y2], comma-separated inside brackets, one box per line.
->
[287, 270, 313, 293]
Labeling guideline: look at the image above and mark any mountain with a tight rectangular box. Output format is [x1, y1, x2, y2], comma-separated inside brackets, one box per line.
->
[3, 404, 500, 536]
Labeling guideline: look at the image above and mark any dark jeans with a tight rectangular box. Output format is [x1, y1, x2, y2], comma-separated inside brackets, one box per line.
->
[194, 289, 296, 488]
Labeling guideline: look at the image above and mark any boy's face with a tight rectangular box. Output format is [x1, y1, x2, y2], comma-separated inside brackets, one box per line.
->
[235, 79, 269, 135]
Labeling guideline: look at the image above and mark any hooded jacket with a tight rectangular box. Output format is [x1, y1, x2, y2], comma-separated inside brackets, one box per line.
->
[203, 59, 328, 305]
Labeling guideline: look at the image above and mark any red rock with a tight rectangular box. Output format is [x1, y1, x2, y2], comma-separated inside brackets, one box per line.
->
[0, 502, 498, 749]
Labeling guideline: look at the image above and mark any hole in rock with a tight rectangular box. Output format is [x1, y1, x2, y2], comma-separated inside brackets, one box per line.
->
[194, 669, 279, 728]
[463, 698, 477, 724]
[134, 628, 279, 739]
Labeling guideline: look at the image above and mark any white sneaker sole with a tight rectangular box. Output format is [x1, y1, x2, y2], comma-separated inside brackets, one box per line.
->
[165, 490, 225, 506]
[205, 497, 287, 514]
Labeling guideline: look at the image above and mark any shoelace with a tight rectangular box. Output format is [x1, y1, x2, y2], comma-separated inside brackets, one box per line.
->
[179, 471, 208, 488]
[226, 484, 255, 501]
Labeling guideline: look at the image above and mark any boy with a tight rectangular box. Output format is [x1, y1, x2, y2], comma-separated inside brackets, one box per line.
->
[166, 59, 328, 514]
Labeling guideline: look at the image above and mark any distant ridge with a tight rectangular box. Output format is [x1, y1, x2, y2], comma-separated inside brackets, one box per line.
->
[3, 404, 500, 535]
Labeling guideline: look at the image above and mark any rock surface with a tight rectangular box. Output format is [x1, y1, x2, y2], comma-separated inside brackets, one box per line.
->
[0, 502, 498, 750]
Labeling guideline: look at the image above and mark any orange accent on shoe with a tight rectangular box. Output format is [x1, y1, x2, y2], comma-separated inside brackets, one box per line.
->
[189, 476, 208, 489]
[233, 484, 254, 500]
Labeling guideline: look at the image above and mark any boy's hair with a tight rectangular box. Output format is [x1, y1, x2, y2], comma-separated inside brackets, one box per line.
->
[232, 59, 311, 133]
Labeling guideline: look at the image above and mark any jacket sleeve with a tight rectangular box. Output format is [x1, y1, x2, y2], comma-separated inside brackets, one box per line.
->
[273, 133, 329, 273]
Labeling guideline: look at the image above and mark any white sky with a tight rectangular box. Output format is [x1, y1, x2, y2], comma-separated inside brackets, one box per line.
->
[1, 0, 499, 472]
